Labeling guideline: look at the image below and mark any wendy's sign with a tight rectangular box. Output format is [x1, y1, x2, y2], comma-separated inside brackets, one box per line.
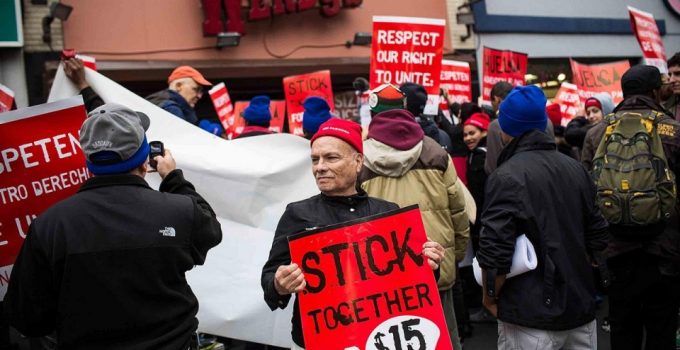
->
[201, 0, 363, 35]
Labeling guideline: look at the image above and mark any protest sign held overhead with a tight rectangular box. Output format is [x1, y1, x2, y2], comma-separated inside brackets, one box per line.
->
[628, 6, 667, 73]
[289, 206, 452, 350]
[370, 16, 446, 115]
[481, 47, 528, 103]
[0, 96, 89, 301]
[569, 59, 629, 105]
[552, 82, 581, 125]
[440, 60, 472, 113]
[283, 70, 335, 137]
[0, 83, 15, 113]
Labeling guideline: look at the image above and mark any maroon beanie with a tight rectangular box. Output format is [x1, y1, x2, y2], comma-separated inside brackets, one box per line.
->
[311, 118, 364, 154]
[368, 109, 424, 150]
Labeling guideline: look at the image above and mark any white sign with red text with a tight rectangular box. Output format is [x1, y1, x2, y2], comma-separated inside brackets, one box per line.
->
[628, 6, 667, 73]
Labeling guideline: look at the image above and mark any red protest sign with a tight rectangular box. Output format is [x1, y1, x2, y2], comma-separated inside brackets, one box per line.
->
[440, 60, 472, 109]
[0, 83, 15, 113]
[0, 97, 89, 300]
[76, 54, 97, 71]
[370, 16, 446, 115]
[628, 6, 667, 73]
[570, 59, 629, 105]
[227, 101, 248, 139]
[553, 82, 581, 125]
[289, 206, 452, 350]
[283, 70, 335, 137]
[209, 82, 235, 132]
[481, 47, 528, 103]
[269, 100, 286, 133]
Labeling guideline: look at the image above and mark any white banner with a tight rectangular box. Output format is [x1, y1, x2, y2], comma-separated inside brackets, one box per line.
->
[48, 67, 318, 347]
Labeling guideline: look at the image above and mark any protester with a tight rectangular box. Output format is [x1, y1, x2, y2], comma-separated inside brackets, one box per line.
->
[261, 118, 445, 350]
[484, 81, 515, 175]
[358, 108, 470, 349]
[3, 103, 222, 349]
[546, 103, 578, 160]
[400, 82, 453, 152]
[62, 57, 104, 112]
[301, 96, 332, 140]
[477, 85, 609, 349]
[146, 65, 212, 125]
[582, 65, 680, 350]
[235, 95, 273, 138]
[567, 93, 615, 162]
[664, 52, 680, 120]
[463, 112, 490, 253]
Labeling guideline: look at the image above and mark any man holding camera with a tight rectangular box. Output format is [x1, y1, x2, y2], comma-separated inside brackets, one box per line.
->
[4, 103, 222, 349]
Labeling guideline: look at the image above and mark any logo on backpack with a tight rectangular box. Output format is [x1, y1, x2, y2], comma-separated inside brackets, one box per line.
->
[592, 111, 677, 229]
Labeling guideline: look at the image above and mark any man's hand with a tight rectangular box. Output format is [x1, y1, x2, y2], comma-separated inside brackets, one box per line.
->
[422, 239, 445, 271]
[153, 148, 177, 179]
[274, 263, 306, 296]
[63, 58, 89, 90]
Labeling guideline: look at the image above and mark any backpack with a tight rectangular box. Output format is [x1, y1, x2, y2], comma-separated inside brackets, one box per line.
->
[591, 110, 676, 228]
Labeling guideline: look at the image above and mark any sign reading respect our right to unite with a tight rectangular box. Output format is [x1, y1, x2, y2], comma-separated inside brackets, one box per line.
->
[0, 96, 89, 301]
[289, 206, 452, 350]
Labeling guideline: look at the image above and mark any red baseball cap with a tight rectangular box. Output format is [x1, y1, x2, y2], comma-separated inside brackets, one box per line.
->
[464, 112, 491, 131]
[311, 118, 363, 154]
[167, 66, 212, 86]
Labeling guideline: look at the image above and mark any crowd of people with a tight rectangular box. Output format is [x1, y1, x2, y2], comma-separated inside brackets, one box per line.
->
[1, 50, 680, 350]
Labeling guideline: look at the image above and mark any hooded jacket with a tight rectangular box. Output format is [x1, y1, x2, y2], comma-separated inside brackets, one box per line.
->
[477, 129, 609, 330]
[358, 124, 470, 290]
[146, 89, 198, 125]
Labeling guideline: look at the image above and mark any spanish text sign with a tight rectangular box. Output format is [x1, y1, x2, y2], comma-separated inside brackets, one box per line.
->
[569, 59, 629, 105]
[283, 70, 334, 137]
[0, 96, 89, 300]
[440, 60, 472, 105]
[628, 6, 667, 73]
[481, 47, 527, 103]
[289, 206, 452, 350]
[370, 16, 446, 115]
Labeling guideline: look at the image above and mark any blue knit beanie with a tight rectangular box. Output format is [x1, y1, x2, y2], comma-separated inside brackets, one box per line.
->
[498, 86, 548, 138]
[243, 95, 271, 124]
[302, 96, 332, 133]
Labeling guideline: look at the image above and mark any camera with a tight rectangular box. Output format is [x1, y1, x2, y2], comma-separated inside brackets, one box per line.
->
[149, 141, 164, 169]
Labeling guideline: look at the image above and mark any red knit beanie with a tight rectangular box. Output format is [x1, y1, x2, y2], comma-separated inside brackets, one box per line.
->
[368, 109, 424, 150]
[311, 118, 364, 154]
[584, 97, 602, 111]
[546, 103, 563, 126]
[463, 112, 491, 131]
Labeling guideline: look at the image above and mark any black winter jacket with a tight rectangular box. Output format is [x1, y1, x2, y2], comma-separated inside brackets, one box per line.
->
[477, 129, 609, 331]
[4, 170, 222, 349]
[261, 190, 398, 348]
[466, 138, 487, 252]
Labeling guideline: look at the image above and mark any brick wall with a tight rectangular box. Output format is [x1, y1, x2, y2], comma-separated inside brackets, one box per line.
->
[446, 0, 476, 51]
[22, 0, 64, 53]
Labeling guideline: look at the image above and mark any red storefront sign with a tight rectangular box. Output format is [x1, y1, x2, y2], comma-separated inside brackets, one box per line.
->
[283, 70, 335, 137]
[552, 82, 581, 126]
[200, 0, 363, 35]
[628, 6, 667, 73]
[0, 97, 89, 300]
[370, 16, 446, 115]
[440, 60, 472, 108]
[569, 59, 629, 105]
[481, 47, 528, 103]
[289, 206, 452, 350]
[0, 83, 15, 113]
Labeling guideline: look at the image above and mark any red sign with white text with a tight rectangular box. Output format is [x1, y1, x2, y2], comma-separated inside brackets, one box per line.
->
[209, 82, 235, 132]
[370, 16, 446, 115]
[283, 70, 334, 137]
[628, 6, 667, 73]
[0, 97, 89, 300]
[552, 82, 581, 126]
[440, 60, 472, 110]
[289, 206, 452, 350]
[0, 83, 15, 113]
[481, 47, 528, 103]
[226, 101, 248, 139]
[570, 59, 629, 105]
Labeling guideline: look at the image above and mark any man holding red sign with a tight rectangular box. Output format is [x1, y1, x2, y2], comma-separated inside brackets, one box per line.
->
[261, 118, 445, 349]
